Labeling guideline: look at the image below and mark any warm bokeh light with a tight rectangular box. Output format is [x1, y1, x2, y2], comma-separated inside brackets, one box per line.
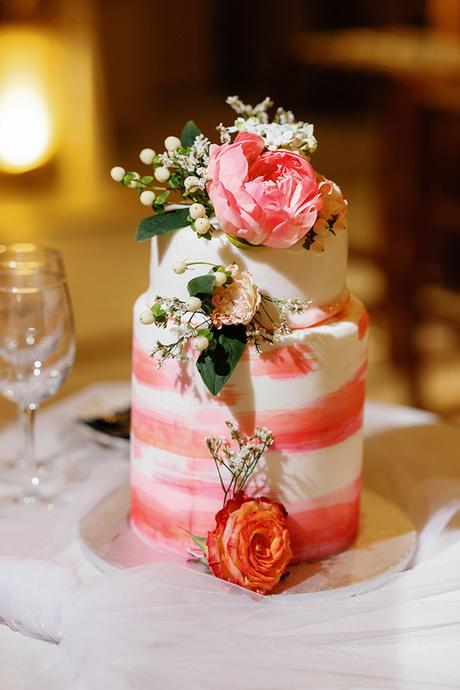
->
[0, 26, 57, 174]
[0, 81, 52, 173]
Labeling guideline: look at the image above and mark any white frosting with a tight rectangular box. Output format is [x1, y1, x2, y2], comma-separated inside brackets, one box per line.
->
[148, 227, 348, 327]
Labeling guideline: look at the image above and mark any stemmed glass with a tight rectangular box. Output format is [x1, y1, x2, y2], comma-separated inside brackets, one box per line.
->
[0, 243, 76, 505]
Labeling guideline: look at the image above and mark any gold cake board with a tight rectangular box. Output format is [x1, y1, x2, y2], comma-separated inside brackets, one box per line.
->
[79, 486, 417, 598]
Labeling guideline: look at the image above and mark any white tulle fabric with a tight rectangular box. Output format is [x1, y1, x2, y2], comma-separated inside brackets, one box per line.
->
[1, 384, 460, 690]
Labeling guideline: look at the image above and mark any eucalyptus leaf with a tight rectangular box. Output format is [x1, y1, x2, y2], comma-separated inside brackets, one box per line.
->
[136, 208, 190, 241]
[180, 120, 202, 147]
[196, 325, 247, 396]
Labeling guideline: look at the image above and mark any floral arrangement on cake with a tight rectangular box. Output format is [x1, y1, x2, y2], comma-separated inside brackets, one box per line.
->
[112, 96, 348, 395]
[189, 420, 292, 595]
[138, 259, 312, 394]
[111, 95, 347, 251]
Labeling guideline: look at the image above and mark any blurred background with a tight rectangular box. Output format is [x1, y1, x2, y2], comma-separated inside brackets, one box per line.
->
[1, 0, 460, 426]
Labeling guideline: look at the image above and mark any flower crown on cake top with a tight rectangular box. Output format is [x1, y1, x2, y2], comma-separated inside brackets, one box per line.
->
[111, 95, 348, 252]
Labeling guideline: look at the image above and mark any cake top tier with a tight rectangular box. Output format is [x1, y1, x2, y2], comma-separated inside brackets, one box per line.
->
[149, 225, 348, 329]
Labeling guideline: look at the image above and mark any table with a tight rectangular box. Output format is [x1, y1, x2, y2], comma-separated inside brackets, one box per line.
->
[0, 383, 459, 690]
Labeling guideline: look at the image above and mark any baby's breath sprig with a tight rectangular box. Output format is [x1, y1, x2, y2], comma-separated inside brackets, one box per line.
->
[226, 96, 273, 122]
[246, 294, 313, 352]
[206, 421, 275, 507]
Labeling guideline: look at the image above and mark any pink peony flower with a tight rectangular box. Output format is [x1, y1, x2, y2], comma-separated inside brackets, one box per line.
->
[207, 133, 323, 248]
[211, 264, 261, 328]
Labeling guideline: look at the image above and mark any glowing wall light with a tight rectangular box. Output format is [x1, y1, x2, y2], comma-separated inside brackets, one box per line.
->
[0, 26, 57, 174]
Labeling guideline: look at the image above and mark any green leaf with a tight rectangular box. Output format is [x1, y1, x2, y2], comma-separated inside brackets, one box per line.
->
[197, 327, 212, 338]
[136, 208, 190, 241]
[196, 325, 247, 396]
[180, 120, 202, 147]
[168, 172, 183, 189]
[154, 190, 170, 205]
[225, 233, 261, 250]
[151, 303, 167, 322]
[122, 171, 138, 187]
[187, 274, 216, 297]
[140, 175, 153, 185]
[191, 534, 207, 555]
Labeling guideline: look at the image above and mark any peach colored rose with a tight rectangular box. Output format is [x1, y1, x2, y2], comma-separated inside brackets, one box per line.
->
[315, 174, 348, 231]
[206, 492, 292, 595]
[211, 264, 261, 328]
[207, 132, 322, 248]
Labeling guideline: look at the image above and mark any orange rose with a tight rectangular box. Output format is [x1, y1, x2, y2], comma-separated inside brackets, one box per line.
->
[206, 492, 292, 595]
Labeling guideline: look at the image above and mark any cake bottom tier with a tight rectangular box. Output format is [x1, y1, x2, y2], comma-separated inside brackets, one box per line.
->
[130, 293, 368, 564]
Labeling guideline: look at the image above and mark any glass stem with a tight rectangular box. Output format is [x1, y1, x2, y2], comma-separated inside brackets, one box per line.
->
[18, 403, 39, 496]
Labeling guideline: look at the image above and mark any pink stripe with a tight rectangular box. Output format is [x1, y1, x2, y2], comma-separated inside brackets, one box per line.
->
[242, 343, 314, 379]
[131, 474, 361, 563]
[132, 340, 314, 387]
[131, 363, 366, 456]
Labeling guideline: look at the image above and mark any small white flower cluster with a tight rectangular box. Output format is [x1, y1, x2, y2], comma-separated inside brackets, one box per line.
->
[226, 95, 273, 123]
[206, 420, 275, 505]
[218, 96, 317, 157]
[160, 133, 210, 194]
[235, 117, 317, 155]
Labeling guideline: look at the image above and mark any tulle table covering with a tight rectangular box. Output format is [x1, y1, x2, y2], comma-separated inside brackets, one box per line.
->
[0, 382, 460, 690]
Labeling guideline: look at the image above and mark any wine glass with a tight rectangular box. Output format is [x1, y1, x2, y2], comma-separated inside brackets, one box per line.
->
[0, 243, 76, 505]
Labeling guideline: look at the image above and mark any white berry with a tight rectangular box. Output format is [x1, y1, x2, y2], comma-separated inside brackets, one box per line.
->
[110, 166, 125, 182]
[154, 167, 170, 183]
[193, 336, 209, 351]
[139, 148, 155, 165]
[313, 218, 329, 236]
[185, 296, 202, 312]
[214, 271, 227, 286]
[309, 240, 325, 255]
[128, 172, 140, 188]
[140, 190, 156, 206]
[189, 203, 206, 220]
[173, 261, 187, 275]
[194, 217, 210, 235]
[164, 136, 181, 152]
[184, 176, 200, 191]
[139, 309, 155, 325]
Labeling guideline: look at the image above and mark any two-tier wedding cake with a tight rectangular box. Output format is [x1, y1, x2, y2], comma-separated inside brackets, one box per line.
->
[112, 96, 368, 594]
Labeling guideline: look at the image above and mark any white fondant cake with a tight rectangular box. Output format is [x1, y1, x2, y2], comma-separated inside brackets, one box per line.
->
[130, 229, 368, 563]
